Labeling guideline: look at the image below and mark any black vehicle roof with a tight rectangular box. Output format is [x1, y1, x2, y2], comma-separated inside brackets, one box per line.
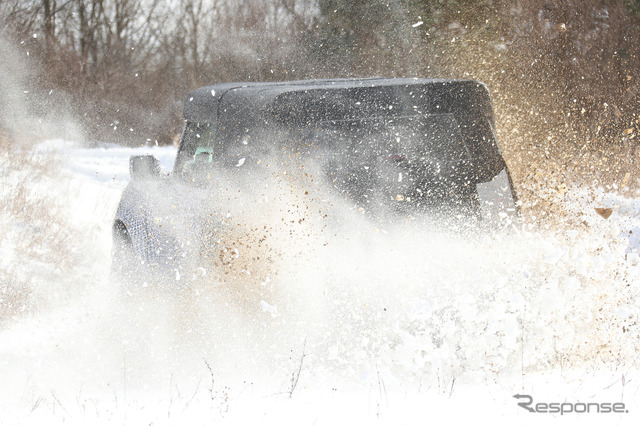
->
[183, 78, 491, 124]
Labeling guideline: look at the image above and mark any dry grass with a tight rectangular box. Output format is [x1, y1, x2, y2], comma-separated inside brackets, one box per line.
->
[0, 131, 79, 325]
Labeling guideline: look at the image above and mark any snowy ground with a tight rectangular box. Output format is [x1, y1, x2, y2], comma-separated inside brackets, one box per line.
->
[1, 140, 640, 425]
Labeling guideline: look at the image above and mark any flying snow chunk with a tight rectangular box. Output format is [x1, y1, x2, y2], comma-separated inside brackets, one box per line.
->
[412, 21, 424, 28]
[236, 158, 246, 167]
[260, 300, 279, 318]
[211, 89, 216, 97]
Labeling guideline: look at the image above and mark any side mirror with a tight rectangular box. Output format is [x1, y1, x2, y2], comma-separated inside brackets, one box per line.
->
[129, 155, 160, 180]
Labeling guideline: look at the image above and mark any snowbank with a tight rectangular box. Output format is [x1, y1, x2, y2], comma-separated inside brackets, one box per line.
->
[0, 140, 639, 425]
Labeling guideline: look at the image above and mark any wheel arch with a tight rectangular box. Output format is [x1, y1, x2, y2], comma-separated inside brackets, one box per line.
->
[113, 219, 131, 243]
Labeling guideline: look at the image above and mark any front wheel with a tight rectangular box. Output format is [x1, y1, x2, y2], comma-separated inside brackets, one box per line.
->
[111, 221, 143, 285]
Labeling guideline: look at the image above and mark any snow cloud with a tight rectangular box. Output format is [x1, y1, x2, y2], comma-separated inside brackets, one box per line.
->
[0, 33, 82, 144]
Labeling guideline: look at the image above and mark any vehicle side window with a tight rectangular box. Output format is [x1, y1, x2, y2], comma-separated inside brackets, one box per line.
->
[175, 122, 216, 175]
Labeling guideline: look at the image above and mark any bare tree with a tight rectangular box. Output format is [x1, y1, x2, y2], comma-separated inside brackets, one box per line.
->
[1, 0, 638, 148]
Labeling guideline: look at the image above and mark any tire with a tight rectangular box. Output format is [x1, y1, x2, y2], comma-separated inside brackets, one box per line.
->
[111, 221, 143, 285]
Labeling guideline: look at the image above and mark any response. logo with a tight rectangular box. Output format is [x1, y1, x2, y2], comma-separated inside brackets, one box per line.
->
[513, 394, 629, 415]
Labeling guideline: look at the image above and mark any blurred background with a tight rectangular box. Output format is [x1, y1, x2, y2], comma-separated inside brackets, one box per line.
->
[1, 0, 639, 213]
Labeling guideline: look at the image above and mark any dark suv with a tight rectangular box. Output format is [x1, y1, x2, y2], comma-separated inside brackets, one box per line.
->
[112, 78, 518, 280]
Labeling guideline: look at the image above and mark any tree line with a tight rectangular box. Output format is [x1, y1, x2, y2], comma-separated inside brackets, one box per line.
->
[1, 0, 639, 173]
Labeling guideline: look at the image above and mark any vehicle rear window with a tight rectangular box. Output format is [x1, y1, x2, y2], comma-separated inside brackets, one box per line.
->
[311, 113, 469, 166]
